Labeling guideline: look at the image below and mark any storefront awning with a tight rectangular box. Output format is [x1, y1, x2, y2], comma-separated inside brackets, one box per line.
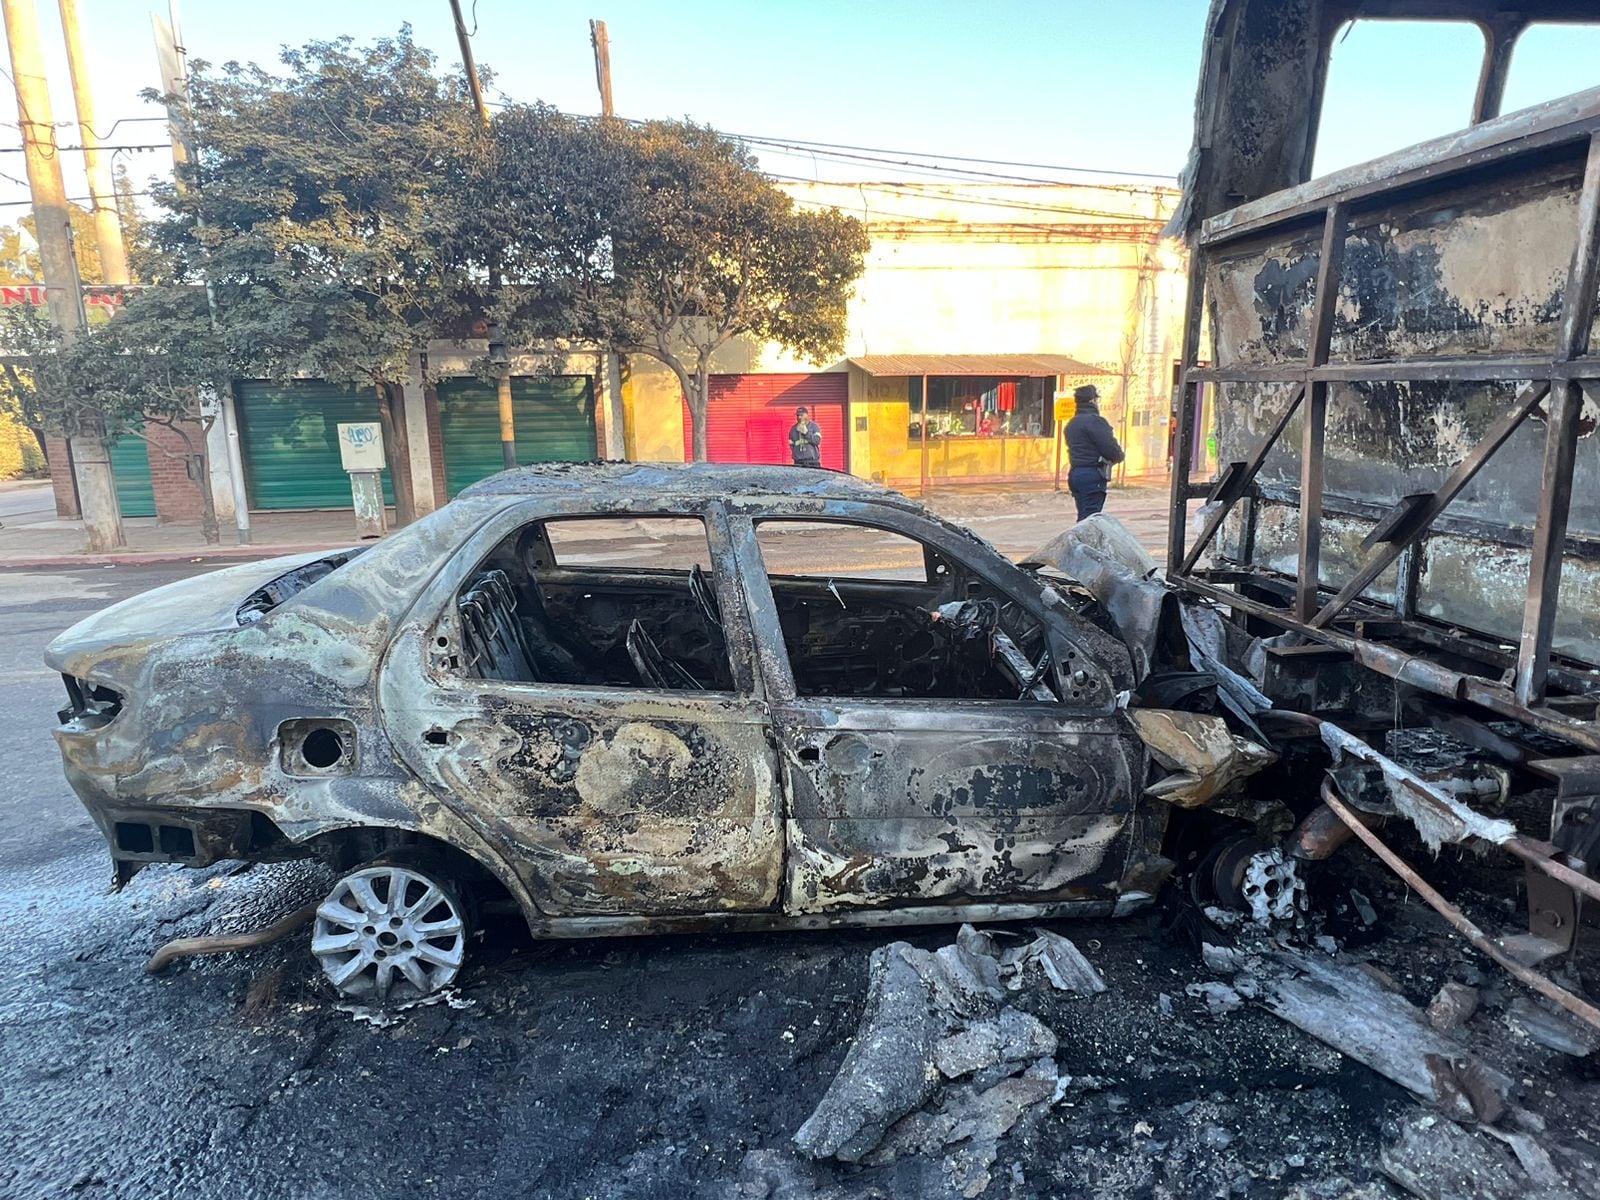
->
[848, 353, 1104, 377]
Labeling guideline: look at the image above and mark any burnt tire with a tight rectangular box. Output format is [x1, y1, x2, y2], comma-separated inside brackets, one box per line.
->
[311, 850, 475, 1002]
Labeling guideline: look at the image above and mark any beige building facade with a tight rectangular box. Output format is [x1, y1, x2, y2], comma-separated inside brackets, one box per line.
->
[622, 179, 1188, 487]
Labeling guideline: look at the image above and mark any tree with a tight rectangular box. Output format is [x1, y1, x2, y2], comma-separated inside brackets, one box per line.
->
[0, 202, 104, 285]
[79, 287, 231, 543]
[145, 28, 482, 523]
[488, 112, 869, 461]
[0, 289, 230, 543]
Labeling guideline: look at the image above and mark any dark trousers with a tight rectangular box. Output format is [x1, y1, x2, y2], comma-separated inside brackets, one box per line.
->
[1068, 466, 1108, 521]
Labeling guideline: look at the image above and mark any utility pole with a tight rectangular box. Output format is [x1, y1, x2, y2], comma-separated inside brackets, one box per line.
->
[153, 2, 252, 543]
[3, 0, 124, 550]
[449, 0, 517, 470]
[57, 0, 128, 284]
[590, 18, 627, 460]
[589, 20, 614, 117]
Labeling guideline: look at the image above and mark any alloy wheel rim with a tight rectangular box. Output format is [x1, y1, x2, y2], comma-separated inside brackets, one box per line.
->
[312, 865, 466, 1000]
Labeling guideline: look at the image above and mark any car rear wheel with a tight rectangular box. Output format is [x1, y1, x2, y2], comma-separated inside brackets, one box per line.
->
[312, 855, 472, 1001]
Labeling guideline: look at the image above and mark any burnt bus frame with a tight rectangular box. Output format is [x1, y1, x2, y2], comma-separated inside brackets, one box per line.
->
[1167, 89, 1600, 755]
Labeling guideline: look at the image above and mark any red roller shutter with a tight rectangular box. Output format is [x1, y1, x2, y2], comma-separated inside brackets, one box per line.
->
[683, 373, 847, 470]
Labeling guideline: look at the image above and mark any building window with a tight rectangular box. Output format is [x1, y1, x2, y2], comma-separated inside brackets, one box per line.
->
[908, 376, 1054, 440]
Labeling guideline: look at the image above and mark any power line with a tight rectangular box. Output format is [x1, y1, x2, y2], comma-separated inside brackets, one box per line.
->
[737, 132, 1177, 181]
[0, 188, 153, 208]
[0, 142, 168, 154]
[749, 138, 1175, 190]
[769, 175, 1167, 223]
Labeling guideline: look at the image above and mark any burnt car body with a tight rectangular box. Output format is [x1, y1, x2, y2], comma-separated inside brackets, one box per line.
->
[48, 464, 1174, 998]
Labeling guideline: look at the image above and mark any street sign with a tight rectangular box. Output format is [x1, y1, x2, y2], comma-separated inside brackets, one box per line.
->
[1054, 395, 1074, 423]
[336, 422, 385, 472]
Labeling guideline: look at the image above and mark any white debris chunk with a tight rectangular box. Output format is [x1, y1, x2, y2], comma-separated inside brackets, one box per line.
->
[1002, 929, 1107, 994]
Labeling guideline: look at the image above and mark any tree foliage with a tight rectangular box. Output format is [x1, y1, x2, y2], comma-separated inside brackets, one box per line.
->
[145, 26, 484, 521]
[0, 289, 232, 540]
[0, 203, 105, 285]
[487, 110, 869, 460]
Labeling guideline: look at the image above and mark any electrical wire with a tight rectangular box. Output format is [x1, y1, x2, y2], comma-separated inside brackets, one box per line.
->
[749, 138, 1175, 189]
[768, 174, 1166, 223]
[0, 189, 153, 208]
[735, 132, 1176, 181]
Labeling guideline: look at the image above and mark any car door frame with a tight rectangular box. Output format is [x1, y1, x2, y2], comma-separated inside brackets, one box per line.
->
[724, 496, 1161, 917]
[377, 494, 787, 920]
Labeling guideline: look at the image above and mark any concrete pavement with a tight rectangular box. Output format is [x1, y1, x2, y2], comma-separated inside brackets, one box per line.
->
[0, 476, 1177, 568]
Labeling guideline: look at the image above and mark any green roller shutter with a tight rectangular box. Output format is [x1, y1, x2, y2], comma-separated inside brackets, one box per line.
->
[436, 375, 596, 498]
[107, 434, 155, 518]
[235, 380, 395, 510]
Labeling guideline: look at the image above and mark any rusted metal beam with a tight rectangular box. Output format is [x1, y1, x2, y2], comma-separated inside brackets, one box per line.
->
[1516, 132, 1600, 706]
[1200, 95, 1600, 248]
[1255, 480, 1600, 558]
[1179, 384, 1306, 575]
[1320, 780, 1600, 1033]
[1296, 204, 1345, 623]
[1167, 247, 1209, 575]
[1188, 353, 1600, 385]
[1178, 573, 1600, 753]
[1308, 381, 1550, 629]
[1471, 14, 1524, 125]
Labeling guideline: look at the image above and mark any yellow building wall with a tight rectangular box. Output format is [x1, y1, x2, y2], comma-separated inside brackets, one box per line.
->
[0, 408, 42, 479]
[616, 182, 1188, 481]
[621, 362, 686, 462]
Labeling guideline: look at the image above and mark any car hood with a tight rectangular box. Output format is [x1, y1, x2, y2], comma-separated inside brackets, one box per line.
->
[44, 550, 347, 676]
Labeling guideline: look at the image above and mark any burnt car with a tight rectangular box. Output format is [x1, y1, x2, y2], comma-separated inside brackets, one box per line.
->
[47, 463, 1192, 1002]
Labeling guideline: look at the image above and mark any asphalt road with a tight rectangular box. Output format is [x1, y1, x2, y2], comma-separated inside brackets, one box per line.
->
[1, 558, 1550, 1200]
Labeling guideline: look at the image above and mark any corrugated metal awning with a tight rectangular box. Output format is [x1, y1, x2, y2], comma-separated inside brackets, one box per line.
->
[848, 353, 1105, 377]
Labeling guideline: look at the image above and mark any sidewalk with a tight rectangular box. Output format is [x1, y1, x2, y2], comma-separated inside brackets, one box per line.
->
[0, 476, 1176, 569]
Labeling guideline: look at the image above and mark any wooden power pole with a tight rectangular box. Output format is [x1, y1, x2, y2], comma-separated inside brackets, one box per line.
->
[448, 0, 517, 470]
[589, 19, 628, 459]
[590, 20, 614, 117]
[2, 0, 124, 550]
[57, 0, 129, 284]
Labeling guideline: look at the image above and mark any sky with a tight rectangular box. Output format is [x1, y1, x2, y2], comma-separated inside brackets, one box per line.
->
[4, 1, 1600, 218]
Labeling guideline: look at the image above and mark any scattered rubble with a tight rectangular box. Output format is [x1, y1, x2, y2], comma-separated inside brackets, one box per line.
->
[1263, 950, 1510, 1123]
[1379, 1112, 1528, 1200]
[1426, 981, 1481, 1032]
[1506, 996, 1600, 1059]
[793, 925, 1102, 1169]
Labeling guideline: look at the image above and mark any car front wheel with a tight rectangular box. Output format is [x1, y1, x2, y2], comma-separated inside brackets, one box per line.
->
[312, 855, 471, 1001]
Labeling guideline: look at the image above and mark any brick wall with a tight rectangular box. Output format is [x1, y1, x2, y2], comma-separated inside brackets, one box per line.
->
[44, 434, 79, 517]
[143, 419, 208, 522]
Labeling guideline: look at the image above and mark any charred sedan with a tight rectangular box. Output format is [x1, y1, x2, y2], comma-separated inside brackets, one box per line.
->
[48, 464, 1178, 1001]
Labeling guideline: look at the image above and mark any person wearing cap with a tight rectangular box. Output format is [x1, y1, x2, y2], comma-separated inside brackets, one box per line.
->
[1064, 384, 1124, 520]
[789, 406, 823, 468]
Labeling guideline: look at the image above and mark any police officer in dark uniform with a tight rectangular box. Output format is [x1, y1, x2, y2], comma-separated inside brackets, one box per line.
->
[788, 406, 823, 467]
[1064, 384, 1124, 520]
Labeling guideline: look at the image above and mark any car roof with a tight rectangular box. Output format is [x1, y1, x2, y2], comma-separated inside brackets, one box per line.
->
[457, 461, 906, 506]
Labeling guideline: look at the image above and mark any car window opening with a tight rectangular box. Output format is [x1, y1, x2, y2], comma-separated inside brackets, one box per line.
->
[753, 519, 1057, 702]
[456, 516, 733, 691]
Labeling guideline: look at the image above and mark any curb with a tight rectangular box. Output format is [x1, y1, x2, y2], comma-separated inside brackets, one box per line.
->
[0, 541, 359, 570]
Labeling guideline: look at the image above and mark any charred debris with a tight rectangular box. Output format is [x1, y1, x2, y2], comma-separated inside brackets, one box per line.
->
[773, 512, 1600, 1198]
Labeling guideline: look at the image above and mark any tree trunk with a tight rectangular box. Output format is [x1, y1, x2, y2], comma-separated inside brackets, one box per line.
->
[195, 446, 220, 545]
[375, 382, 416, 527]
[29, 423, 48, 469]
[689, 365, 710, 463]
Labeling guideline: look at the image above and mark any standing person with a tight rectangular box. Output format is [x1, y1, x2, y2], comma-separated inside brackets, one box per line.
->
[1064, 384, 1124, 521]
[788, 406, 823, 468]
